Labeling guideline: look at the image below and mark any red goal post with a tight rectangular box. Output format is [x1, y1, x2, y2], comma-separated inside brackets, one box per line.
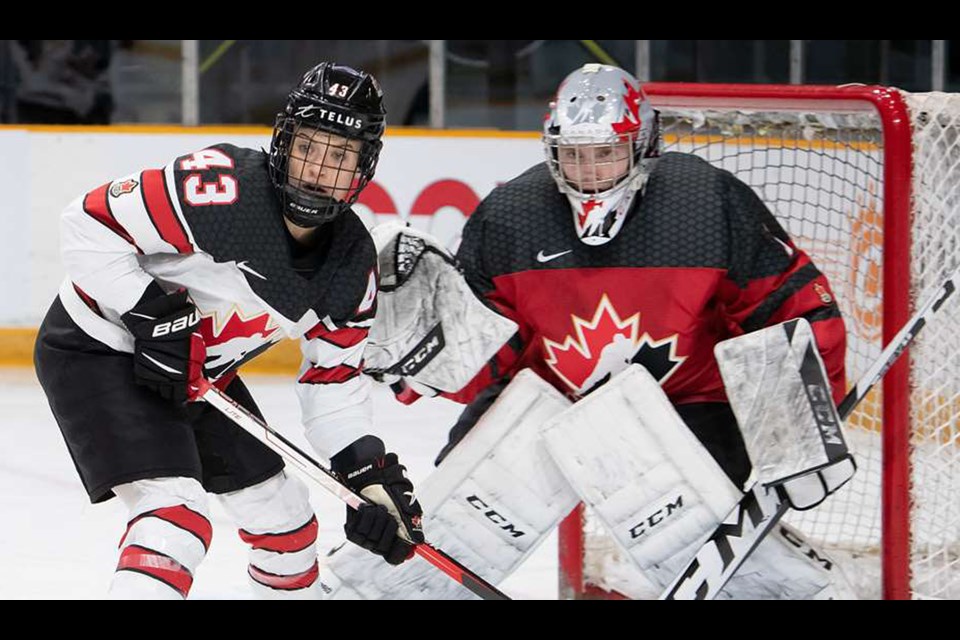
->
[557, 83, 960, 600]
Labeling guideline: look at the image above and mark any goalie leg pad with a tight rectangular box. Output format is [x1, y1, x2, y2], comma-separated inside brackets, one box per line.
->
[324, 369, 579, 599]
[217, 471, 321, 599]
[540, 365, 744, 596]
[720, 521, 859, 600]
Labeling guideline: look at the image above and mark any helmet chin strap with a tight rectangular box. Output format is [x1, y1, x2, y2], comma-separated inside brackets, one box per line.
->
[281, 185, 343, 228]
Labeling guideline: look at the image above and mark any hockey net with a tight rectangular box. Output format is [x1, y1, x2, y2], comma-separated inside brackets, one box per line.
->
[557, 84, 960, 600]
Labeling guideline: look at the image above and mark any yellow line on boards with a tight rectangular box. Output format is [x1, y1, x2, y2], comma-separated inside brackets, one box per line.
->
[0, 327, 299, 374]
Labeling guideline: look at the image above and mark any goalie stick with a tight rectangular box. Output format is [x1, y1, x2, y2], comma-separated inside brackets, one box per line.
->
[661, 264, 960, 600]
[195, 378, 511, 601]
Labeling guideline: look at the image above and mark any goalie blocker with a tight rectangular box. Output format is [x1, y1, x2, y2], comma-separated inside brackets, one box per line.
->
[660, 318, 858, 599]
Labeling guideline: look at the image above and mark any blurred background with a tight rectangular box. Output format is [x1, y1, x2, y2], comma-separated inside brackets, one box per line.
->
[2, 39, 958, 129]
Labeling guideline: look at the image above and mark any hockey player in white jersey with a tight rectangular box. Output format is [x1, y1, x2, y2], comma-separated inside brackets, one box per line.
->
[33, 61, 424, 599]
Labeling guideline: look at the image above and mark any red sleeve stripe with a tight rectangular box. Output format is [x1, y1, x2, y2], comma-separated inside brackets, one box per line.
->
[82, 183, 141, 252]
[116, 544, 193, 598]
[141, 169, 193, 254]
[120, 504, 213, 551]
[304, 323, 368, 347]
[238, 515, 318, 553]
[72, 283, 103, 317]
[248, 560, 319, 591]
[741, 262, 825, 332]
[298, 363, 361, 385]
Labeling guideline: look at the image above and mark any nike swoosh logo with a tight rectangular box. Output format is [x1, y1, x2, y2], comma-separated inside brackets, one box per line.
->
[142, 353, 182, 375]
[125, 312, 157, 321]
[536, 249, 572, 263]
[237, 261, 268, 280]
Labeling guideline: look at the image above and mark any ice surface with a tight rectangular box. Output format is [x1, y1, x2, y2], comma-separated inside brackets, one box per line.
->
[0, 369, 559, 600]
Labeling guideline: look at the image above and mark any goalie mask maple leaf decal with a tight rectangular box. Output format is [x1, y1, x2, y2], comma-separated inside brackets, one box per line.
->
[611, 79, 643, 141]
[542, 294, 686, 396]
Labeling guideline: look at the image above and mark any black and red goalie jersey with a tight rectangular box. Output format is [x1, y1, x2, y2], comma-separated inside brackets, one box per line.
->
[450, 153, 847, 408]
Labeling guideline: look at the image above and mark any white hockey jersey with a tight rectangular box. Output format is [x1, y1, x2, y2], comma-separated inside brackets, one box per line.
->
[57, 143, 380, 458]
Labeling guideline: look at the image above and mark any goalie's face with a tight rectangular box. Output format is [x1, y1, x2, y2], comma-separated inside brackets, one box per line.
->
[286, 126, 362, 203]
[556, 139, 633, 194]
[541, 64, 663, 246]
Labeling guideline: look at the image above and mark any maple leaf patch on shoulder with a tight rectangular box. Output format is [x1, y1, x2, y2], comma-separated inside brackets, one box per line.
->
[109, 179, 139, 198]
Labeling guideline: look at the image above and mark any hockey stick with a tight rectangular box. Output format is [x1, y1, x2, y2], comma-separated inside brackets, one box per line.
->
[660, 264, 960, 600]
[195, 378, 511, 601]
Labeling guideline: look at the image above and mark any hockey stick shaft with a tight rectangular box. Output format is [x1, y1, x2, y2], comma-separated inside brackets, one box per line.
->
[661, 263, 960, 600]
[837, 265, 958, 419]
[196, 378, 510, 601]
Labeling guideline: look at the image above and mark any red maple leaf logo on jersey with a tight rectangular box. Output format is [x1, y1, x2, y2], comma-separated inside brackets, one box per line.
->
[109, 179, 139, 198]
[199, 309, 281, 377]
[542, 294, 685, 396]
[611, 80, 643, 142]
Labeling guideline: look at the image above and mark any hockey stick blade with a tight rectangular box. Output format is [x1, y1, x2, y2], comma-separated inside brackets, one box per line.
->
[196, 379, 511, 601]
[662, 484, 789, 600]
[661, 264, 960, 600]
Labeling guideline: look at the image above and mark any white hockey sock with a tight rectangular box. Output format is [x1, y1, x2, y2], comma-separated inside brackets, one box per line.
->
[109, 477, 212, 600]
[218, 471, 321, 600]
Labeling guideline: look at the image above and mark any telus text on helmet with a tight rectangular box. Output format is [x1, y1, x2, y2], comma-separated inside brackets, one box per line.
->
[294, 105, 363, 129]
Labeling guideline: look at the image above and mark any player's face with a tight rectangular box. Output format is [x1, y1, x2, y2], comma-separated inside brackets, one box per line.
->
[287, 127, 362, 202]
[558, 141, 632, 193]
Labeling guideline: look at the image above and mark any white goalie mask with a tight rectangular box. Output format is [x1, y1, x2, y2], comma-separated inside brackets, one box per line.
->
[543, 64, 661, 246]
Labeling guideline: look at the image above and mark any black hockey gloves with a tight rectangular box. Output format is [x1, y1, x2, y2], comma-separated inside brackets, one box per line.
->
[121, 286, 206, 405]
[330, 435, 424, 565]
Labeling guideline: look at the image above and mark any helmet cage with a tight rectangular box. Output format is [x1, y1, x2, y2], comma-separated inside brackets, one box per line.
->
[543, 129, 644, 202]
[542, 64, 661, 244]
[269, 63, 385, 227]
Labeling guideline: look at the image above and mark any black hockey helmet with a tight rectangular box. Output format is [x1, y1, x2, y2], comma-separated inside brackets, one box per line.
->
[269, 62, 386, 227]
